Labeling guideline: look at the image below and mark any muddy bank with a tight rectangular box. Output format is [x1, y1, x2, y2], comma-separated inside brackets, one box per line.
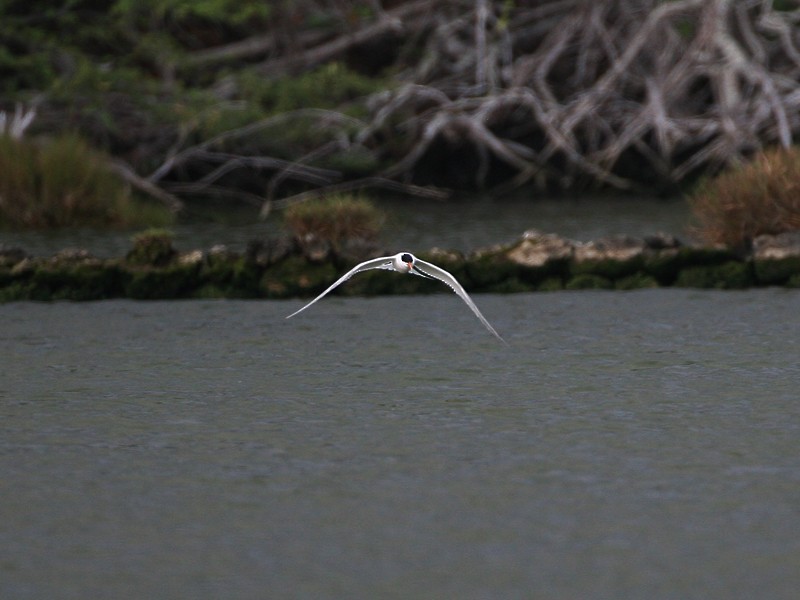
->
[2, 230, 800, 302]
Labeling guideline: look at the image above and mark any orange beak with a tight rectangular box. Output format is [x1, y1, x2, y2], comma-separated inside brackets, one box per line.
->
[406, 262, 413, 272]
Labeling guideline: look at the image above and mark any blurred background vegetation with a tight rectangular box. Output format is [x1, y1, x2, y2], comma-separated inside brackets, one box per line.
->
[2, 0, 800, 248]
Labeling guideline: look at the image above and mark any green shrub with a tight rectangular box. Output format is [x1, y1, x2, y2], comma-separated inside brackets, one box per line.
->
[565, 273, 613, 290]
[688, 146, 800, 248]
[126, 228, 177, 266]
[283, 194, 384, 245]
[0, 134, 173, 229]
[240, 63, 384, 116]
[675, 261, 753, 289]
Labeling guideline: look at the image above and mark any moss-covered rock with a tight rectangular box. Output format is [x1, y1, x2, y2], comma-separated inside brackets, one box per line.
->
[0, 281, 34, 302]
[571, 236, 646, 279]
[537, 277, 564, 291]
[198, 248, 233, 284]
[260, 255, 338, 299]
[615, 273, 660, 290]
[675, 261, 753, 289]
[565, 273, 613, 290]
[192, 248, 266, 298]
[786, 273, 800, 288]
[466, 248, 520, 290]
[126, 230, 177, 267]
[7, 228, 800, 302]
[0, 267, 12, 289]
[123, 263, 200, 299]
[482, 277, 534, 293]
[0, 246, 27, 268]
[246, 236, 295, 267]
[642, 248, 683, 284]
[190, 283, 230, 299]
[30, 262, 125, 301]
[505, 230, 574, 283]
[754, 257, 800, 285]
[643, 245, 737, 284]
[229, 259, 264, 297]
[751, 232, 800, 284]
[417, 248, 467, 286]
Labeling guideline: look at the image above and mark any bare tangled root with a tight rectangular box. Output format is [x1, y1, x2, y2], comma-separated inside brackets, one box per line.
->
[356, 0, 800, 193]
[116, 0, 800, 211]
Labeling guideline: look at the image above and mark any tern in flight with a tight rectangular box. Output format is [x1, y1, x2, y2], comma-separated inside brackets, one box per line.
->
[286, 252, 505, 343]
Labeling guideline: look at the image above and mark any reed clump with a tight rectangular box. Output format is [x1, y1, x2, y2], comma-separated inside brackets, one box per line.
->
[0, 134, 172, 229]
[688, 146, 800, 249]
[126, 229, 177, 267]
[283, 194, 384, 245]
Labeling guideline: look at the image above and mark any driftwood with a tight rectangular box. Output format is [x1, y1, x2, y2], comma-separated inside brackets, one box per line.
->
[123, 0, 800, 210]
[110, 160, 185, 213]
[354, 0, 800, 192]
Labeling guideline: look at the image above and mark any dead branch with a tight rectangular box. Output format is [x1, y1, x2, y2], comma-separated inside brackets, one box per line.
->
[102, 0, 800, 211]
[146, 108, 364, 184]
[357, 0, 800, 192]
[110, 160, 184, 212]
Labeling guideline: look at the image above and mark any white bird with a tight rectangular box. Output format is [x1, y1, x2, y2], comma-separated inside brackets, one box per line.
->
[286, 252, 506, 343]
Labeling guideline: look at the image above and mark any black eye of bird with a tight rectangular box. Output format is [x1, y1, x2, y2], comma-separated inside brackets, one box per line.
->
[401, 253, 413, 263]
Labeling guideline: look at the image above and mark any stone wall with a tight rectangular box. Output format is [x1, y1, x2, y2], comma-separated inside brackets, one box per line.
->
[2, 230, 800, 302]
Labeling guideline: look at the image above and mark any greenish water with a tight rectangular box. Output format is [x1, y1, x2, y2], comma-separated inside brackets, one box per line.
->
[2, 289, 799, 599]
[0, 195, 690, 257]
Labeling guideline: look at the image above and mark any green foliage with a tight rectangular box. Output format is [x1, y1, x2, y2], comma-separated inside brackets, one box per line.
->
[753, 254, 800, 285]
[239, 63, 385, 116]
[0, 2, 138, 93]
[673, 16, 697, 39]
[260, 255, 338, 299]
[283, 194, 384, 244]
[466, 254, 518, 288]
[0, 1, 391, 210]
[772, 0, 796, 11]
[615, 273, 659, 290]
[0, 134, 172, 229]
[565, 274, 613, 290]
[537, 277, 564, 291]
[126, 228, 177, 266]
[688, 146, 800, 248]
[675, 262, 754, 289]
[30, 263, 125, 301]
[112, 0, 271, 26]
[123, 263, 198, 299]
[317, 146, 380, 177]
[189, 101, 269, 144]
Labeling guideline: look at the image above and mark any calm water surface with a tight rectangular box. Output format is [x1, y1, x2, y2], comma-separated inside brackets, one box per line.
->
[2, 289, 800, 599]
[0, 195, 690, 257]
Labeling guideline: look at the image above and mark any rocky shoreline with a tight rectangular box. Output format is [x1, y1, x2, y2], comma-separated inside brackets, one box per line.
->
[2, 230, 800, 302]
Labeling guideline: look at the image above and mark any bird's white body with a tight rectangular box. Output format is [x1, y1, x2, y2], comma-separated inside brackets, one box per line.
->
[286, 252, 505, 343]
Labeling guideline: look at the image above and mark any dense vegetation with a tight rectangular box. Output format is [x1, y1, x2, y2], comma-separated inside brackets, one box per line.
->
[2, 0, 800, 235]
[0, 133, 172, 228]
[689, 146, 800, 248]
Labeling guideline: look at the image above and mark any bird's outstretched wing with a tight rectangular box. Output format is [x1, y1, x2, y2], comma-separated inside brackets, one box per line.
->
[285, 256, 395, 319]
[413, 258, 506, 344]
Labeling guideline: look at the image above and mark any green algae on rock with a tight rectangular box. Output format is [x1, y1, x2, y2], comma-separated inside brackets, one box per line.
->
[2, 229, 800, 302]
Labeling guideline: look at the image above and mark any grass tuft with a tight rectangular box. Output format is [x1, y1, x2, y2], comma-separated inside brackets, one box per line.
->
[126, 228, 177, 266]
[688, 146, 800, 248]
[283, 194, 384, 245]
[0, 134, 173, 229]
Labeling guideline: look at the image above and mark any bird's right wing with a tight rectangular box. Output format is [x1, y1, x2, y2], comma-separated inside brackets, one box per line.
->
[414, 258, 506, 344]
[285, 256, 394, 319]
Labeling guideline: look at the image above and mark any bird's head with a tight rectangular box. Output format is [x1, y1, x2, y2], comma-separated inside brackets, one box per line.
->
[396, 252, 415, 273]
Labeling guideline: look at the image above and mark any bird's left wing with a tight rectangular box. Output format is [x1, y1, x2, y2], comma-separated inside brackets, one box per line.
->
[286, 256, 394, 319]
[413, 258, 506, 344]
